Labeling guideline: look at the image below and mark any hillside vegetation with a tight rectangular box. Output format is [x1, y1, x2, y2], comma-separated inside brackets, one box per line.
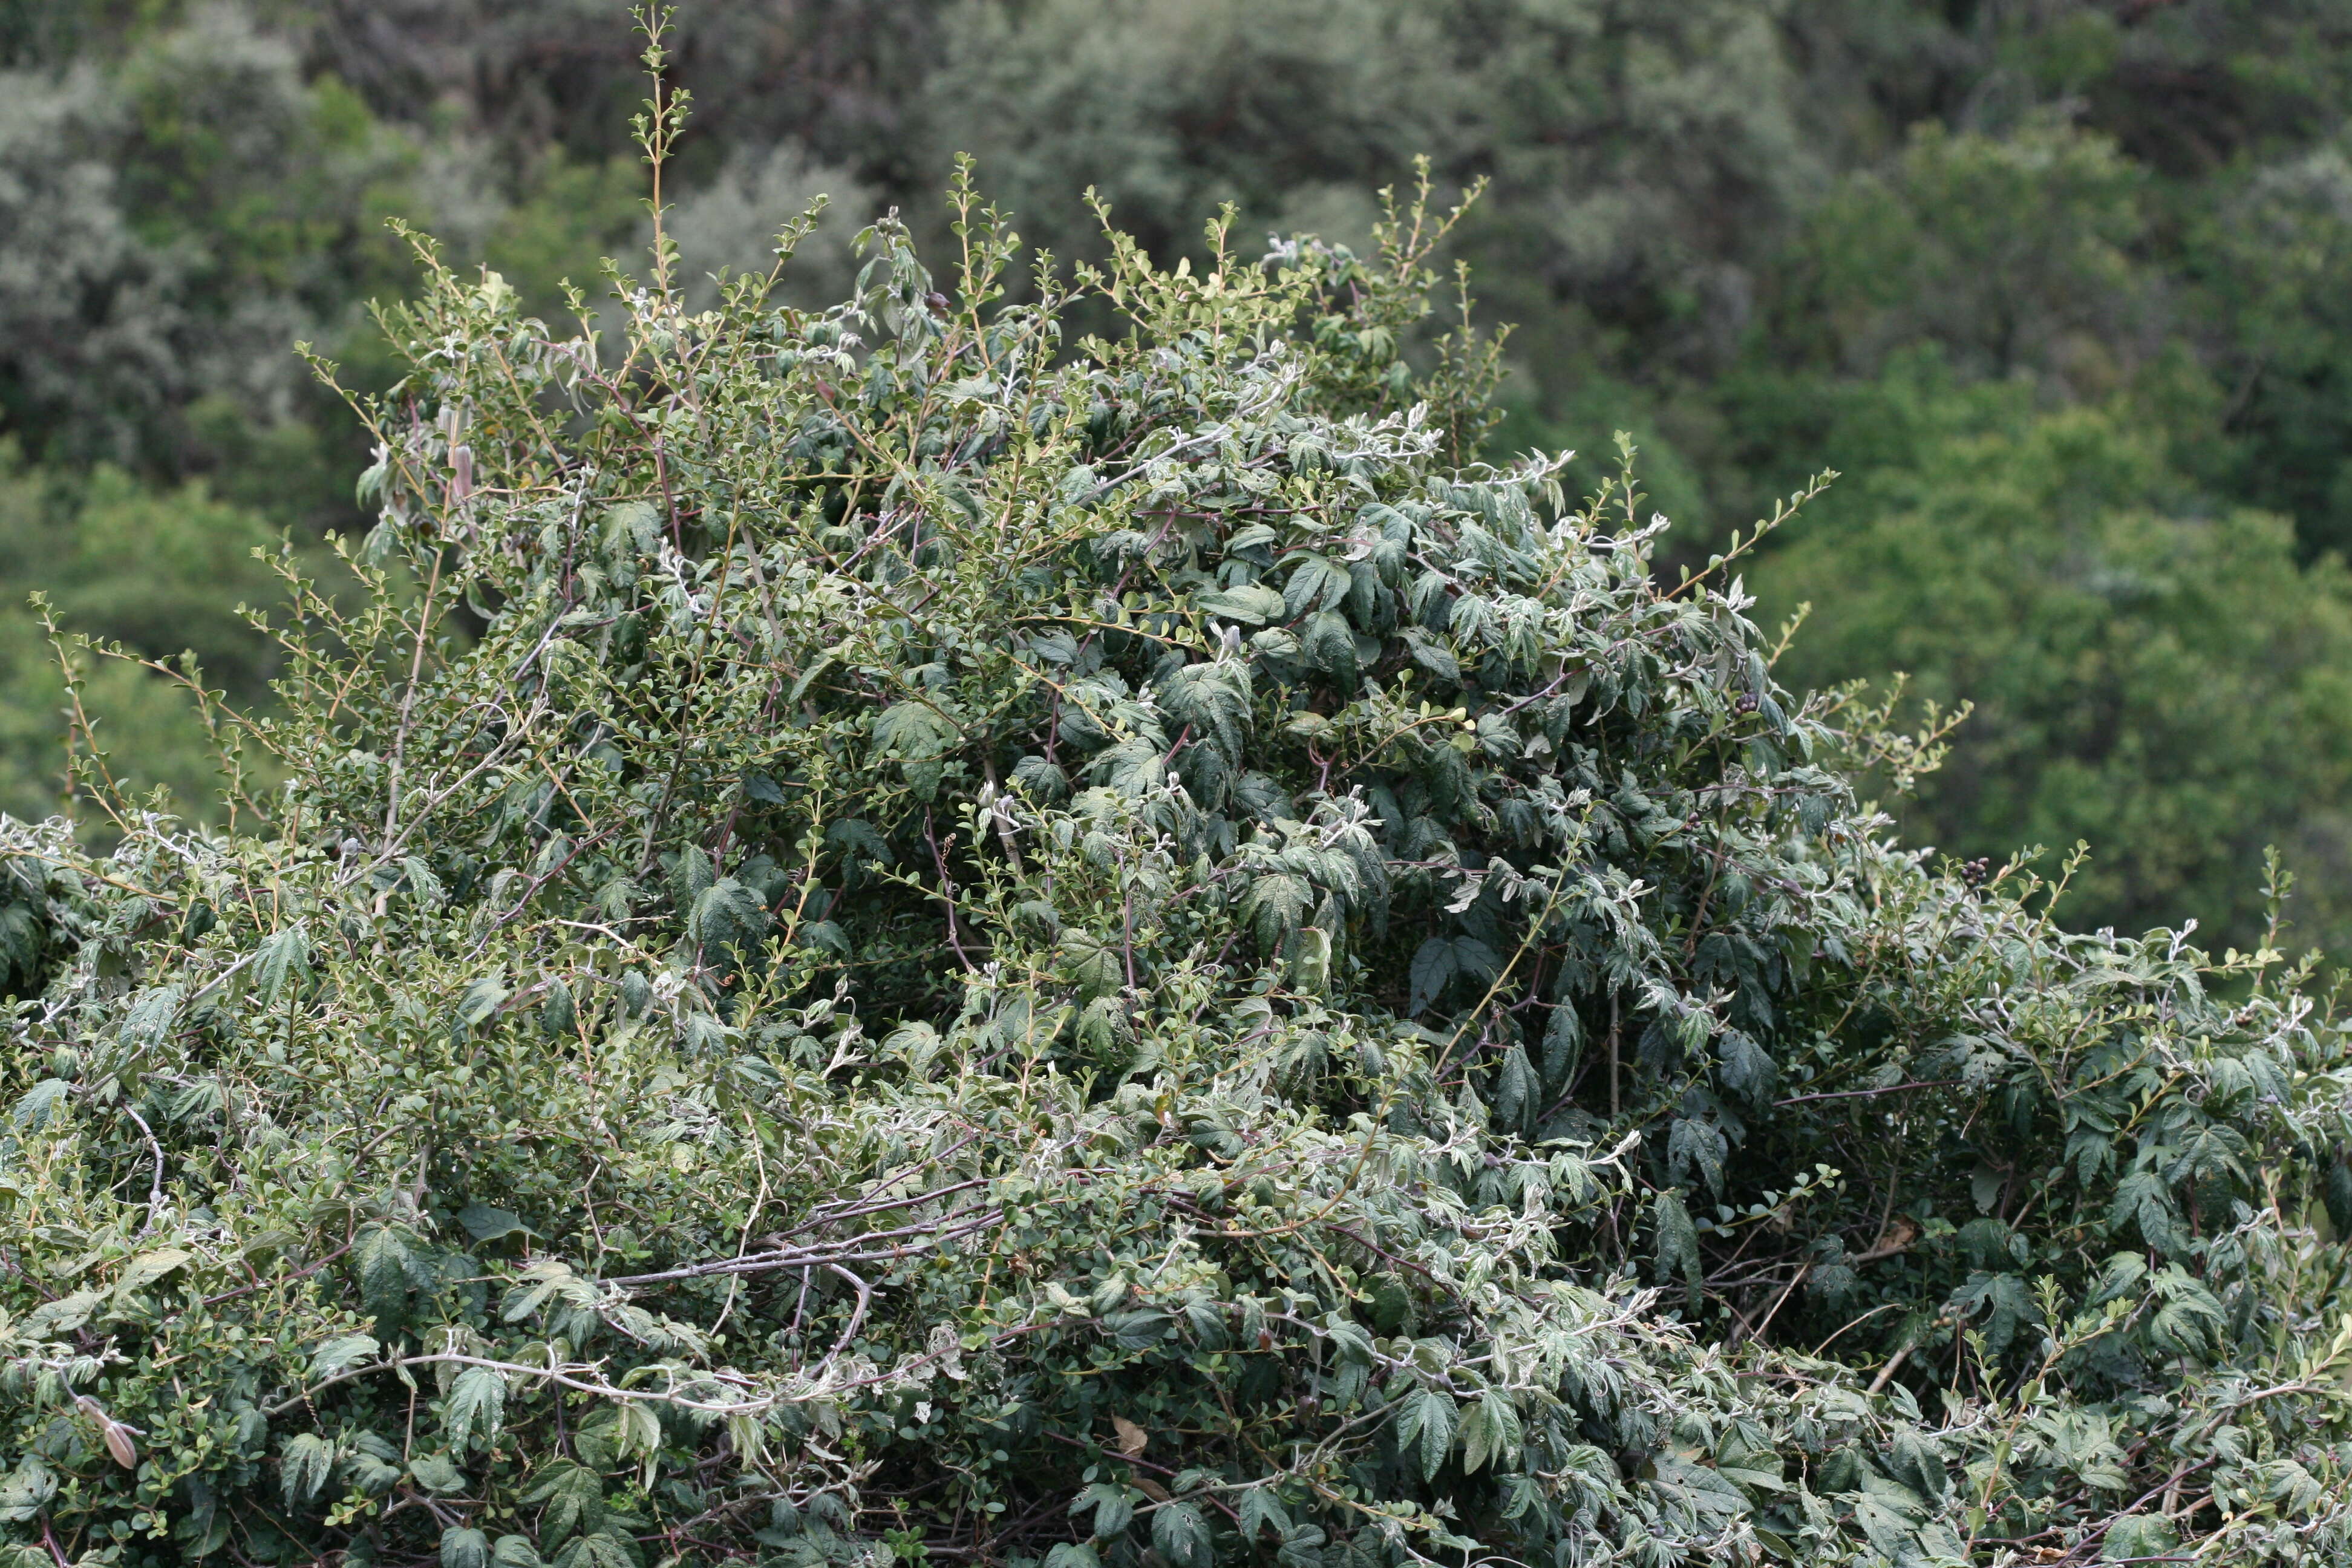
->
[9, 1, 2352, 949]
[0, 59, 2348, 1565]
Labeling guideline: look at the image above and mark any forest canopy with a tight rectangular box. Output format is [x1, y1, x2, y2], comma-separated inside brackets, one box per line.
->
[0, 23, 2348, 1566]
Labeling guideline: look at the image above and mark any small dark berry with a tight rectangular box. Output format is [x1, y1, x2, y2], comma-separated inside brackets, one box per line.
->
[1735, 691, 1760, 714]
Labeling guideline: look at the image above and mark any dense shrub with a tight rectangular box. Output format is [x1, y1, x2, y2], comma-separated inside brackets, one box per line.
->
[1, 102, 2349, 1568]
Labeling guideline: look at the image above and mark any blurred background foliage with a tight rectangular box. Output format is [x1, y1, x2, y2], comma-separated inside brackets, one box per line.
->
[6, 0, 2352, 951]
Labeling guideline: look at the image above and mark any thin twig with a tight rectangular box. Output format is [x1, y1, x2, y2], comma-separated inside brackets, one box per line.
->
[1775, 1079, 1961, 1108]
[120, 1103, 167, 1233]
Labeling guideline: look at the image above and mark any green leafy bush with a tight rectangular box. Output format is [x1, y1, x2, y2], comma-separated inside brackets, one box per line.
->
[1, 94, 2348, 1568]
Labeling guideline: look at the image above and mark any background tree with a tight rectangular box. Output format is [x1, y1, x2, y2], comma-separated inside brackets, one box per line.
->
[1756, 364, 2352, 946]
